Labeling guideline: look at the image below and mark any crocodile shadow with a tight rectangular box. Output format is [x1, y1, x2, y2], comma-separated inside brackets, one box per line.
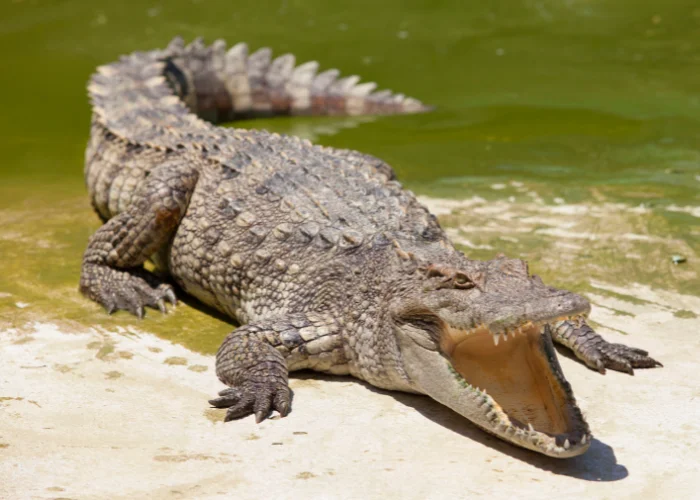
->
[175, 290, 237, 326]
[291, 371, 628, 482]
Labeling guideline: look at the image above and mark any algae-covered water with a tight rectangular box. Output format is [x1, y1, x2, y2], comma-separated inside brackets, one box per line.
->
[1, 0, 698, 351]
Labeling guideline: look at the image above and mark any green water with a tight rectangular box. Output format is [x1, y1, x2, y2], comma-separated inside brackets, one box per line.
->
[1, 0, 698, 350]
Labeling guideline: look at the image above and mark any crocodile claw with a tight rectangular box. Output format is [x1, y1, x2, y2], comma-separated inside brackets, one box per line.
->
[209, 388, 242, 409]
[163, 287, 178, 306]
[209, 381, 291, 423]
[552, 320, 662, 375]
[588, 342, 662, 375]
[80, 264, 178, 318]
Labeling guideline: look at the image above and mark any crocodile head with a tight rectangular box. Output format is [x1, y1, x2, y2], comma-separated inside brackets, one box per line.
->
[392, 255, 592, 457]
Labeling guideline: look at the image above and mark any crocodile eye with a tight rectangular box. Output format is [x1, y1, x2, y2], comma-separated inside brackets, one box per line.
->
[453, 273, 473, 289]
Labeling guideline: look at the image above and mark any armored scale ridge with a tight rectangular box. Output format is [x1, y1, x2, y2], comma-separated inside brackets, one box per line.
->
[81, 36, 661, 458]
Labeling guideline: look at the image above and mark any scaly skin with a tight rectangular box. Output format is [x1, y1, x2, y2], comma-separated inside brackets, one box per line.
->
[80, 37, 661, 458]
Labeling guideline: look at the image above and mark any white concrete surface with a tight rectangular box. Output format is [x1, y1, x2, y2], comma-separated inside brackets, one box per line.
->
[1, 282, 699, 499]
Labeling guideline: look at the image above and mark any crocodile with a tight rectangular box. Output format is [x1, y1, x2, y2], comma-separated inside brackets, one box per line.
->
[80, 36, 661, 458]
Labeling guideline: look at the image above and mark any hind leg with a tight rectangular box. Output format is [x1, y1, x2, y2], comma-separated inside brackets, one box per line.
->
[80, 162, 198, 318]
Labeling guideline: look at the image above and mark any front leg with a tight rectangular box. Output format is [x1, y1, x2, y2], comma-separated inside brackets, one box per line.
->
[80, 162, 198, 317]
[210, 313, 345, 423]
[551, 319, 662, 375]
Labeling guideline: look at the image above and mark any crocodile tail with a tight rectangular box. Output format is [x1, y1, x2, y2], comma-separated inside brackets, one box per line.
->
[163, 36, 433, 123]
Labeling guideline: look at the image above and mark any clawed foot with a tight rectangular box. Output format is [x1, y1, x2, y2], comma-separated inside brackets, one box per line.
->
[584, 342, 662, 375]
[552, 320, 662, 375]
[209, 382, 292, 423]
[80, 264, 177, 318]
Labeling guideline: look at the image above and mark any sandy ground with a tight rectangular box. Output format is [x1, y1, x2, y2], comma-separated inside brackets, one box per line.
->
[1, 280, 699, 500]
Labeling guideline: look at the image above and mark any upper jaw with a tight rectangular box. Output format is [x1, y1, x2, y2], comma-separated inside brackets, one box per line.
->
[432, 290, 592, 346]
[467, 312, 590, 347]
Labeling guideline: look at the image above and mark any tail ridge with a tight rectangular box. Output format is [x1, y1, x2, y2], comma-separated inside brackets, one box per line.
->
[163, 36, 433, 122]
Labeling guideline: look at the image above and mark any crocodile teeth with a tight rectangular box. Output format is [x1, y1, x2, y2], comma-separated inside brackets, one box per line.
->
[493, 333, 500, 346]
[528, 423, 534, 432]
[564, 439, 571, 450]
[581, 435, 587, 445]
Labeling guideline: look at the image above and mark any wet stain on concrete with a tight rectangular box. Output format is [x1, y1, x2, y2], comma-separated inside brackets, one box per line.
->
[164, 356, 188, 366]
[153, 453, 232, 464]
[203, 408, 226, 423]
[295, 471, 317, 480]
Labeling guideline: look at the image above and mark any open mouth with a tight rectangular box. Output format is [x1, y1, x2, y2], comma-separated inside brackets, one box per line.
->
[440, 317, 591, 457]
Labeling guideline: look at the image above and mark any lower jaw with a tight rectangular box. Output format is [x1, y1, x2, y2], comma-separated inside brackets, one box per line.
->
[456, 379, 591, 457]
[500, 419, 590, 457]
